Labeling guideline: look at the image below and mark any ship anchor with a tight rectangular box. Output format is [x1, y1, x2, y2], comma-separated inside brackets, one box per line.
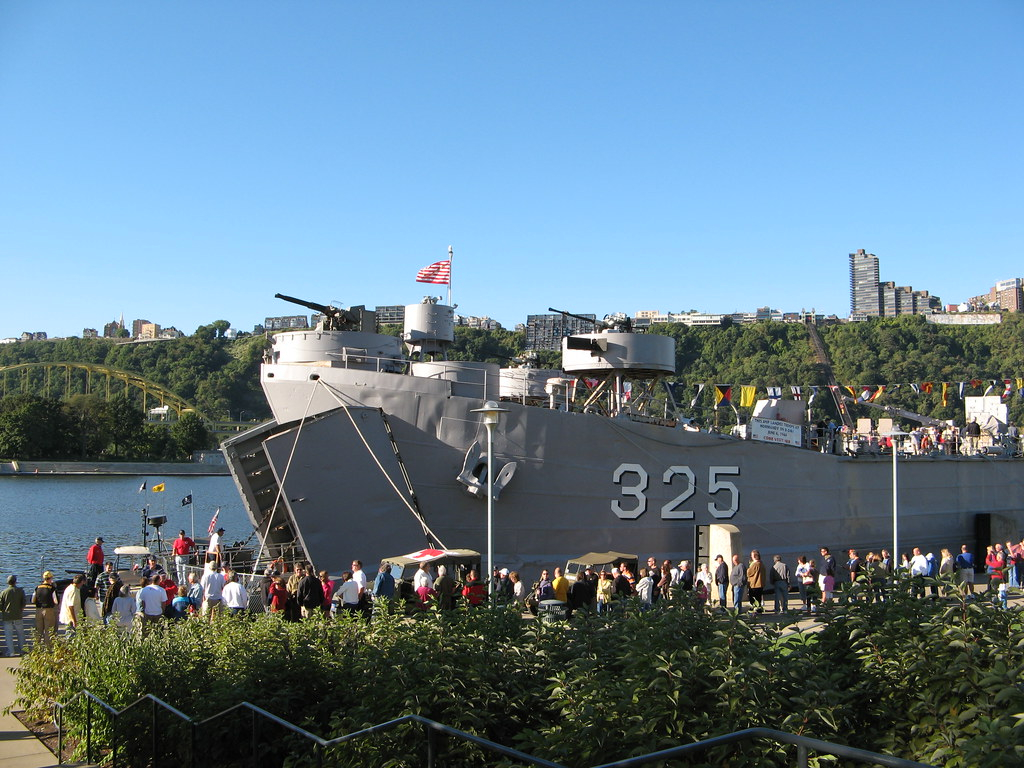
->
[457, 441, 517, 500]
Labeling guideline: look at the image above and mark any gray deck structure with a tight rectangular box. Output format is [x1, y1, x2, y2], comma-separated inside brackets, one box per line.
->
[222, 301, 1024, 576]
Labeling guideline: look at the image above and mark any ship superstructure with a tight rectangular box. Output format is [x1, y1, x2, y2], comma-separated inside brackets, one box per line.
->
[223, 298, 1024, 576]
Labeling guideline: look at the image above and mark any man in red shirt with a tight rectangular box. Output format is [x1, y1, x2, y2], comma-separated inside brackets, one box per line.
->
[86, 537, 104, 592]
[172, 530, 197, 584]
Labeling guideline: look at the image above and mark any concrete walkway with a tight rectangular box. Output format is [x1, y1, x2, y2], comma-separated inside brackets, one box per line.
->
[0, 655, 66, 768]
[0, 610, 92, 768]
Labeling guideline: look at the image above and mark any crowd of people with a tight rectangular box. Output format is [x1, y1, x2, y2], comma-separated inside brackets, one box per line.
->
[515, 539, 1024, 618]
[261, 558, 376, 620]
[807, 416, 1022, 458]
[260, 558, 494, 620]
[0, 530, 249, 654]
[4, 532, 1022, 656]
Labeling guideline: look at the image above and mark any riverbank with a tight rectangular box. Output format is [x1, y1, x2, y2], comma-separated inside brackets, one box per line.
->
[0, 460, 227, 477]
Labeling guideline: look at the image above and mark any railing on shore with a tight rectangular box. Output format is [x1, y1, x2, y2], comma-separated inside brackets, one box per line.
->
[48, 691, 935, 768]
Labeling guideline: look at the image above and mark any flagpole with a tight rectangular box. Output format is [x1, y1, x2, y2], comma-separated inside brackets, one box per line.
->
[189, 488, 195, 540]
[447, 244, 453, 307]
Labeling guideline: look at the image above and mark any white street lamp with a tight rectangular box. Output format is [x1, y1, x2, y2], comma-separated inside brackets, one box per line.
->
[471, 400, 508, 600]
[887, 429, 908, 561]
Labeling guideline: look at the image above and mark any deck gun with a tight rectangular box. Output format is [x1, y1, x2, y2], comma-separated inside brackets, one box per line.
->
[840, 396, 948, 428]
[274, 293, 370, 332]
[549, 307, 634, 355]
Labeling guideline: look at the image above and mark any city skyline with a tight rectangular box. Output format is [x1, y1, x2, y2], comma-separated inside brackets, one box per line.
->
[4, 259, 1013, 341]
[2, 4, 1021, 338]
[4, 243, 996, 339]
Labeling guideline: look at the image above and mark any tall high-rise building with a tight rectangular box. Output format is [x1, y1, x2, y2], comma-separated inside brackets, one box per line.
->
[849, 249, 881, 319]
[374, 305, 406, 325]
[525, 313, 596, 351]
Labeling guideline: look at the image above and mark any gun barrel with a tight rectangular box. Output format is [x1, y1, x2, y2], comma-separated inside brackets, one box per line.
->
[275, 293, 334, 316]
[548, 307, 599, 328]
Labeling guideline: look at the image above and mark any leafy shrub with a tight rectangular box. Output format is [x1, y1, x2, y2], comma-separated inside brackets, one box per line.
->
[11, 584, 1024, 767]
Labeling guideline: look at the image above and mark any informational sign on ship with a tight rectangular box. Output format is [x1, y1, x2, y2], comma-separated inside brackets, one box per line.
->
[750, 417, 803, 447]
[965, 395, 1006, 432]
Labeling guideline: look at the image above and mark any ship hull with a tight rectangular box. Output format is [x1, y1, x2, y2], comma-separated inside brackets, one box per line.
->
[223, 364, 1024, 576]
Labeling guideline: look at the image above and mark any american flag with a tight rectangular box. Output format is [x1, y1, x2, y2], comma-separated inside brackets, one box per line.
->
[415, 259, 451, 285]
[207, 507, 220, 535]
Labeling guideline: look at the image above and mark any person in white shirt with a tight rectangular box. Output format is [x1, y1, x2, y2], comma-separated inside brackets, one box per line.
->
[413, 563, 433, 592]
[111, 584, 137, 626]
[138, 575, 167, 624]
[200, 561, 226, 616]
[351, 560, 367, 598]
[909, 547, 929, 598]
[635, 569, 654, 607]
[208, 527, 225, 566]
[222, 571, 249, 615]
[909, 547, 929, 576]
[333, 571, 361, 616]
[59, 575, 87, 632]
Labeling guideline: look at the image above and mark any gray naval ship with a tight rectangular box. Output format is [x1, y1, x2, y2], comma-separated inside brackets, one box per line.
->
[222, 296, 1024, 577]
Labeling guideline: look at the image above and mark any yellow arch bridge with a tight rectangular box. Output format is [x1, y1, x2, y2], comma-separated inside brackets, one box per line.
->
[0, 362, 212, 422]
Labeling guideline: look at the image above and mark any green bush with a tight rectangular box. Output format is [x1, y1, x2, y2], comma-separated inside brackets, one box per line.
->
[11, 584, 1024, 767]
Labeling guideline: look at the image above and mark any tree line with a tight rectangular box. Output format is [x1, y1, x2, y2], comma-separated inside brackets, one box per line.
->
[0, 322, 259, 461]
[3, 314, 1024, 460]
[0, 393, 211, 461]
[658, 313, 1024, 426]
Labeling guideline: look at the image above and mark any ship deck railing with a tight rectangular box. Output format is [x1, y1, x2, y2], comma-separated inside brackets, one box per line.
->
[45, 688, 935, 768]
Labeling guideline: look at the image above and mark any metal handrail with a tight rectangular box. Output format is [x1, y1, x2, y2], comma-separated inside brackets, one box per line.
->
[47, 690, 936, 768]
[51, 689, 117, 765]
[589, 727, 932, 768]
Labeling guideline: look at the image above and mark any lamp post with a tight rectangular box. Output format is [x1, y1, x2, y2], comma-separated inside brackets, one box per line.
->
[887, 429, 908, 561]
[471, 400, 508, 599]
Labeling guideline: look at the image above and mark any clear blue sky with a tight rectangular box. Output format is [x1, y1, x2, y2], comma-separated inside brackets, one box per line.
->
[1, 2, 1021, 338]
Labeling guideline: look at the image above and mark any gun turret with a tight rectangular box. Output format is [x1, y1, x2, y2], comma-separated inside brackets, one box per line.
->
[274, 293, 366, 332]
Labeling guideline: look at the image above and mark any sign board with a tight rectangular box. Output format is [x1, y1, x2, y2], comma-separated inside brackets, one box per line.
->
[965, 396, 1006, 433]
[750, 417, 803, 447]
[752, 399, 804, 423]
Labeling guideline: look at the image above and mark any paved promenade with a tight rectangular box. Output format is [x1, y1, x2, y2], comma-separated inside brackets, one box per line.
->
[0, 609, 91, 768]
[0, 656, 67, 768]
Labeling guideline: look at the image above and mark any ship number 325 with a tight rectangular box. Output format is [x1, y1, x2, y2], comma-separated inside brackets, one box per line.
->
[611, 464, 739, 520]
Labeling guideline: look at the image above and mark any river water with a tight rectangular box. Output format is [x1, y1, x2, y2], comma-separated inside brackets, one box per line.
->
[0, 474, 251, 583]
